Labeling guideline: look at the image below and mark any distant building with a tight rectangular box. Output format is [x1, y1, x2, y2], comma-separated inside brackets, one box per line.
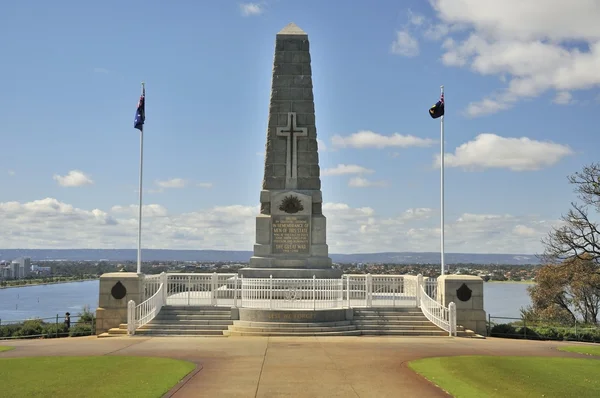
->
[0, 257, 31, 279]
[31, 264, 52, 275]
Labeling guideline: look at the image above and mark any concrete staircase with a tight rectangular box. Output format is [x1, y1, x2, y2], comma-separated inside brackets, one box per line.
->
[351, 307, 449, 336]
[135, 306, 233, 336]
[98, 305, 480, 338]
[99, 306, 234, 337]
[98, 323, 128, 338]
[224, 320, 361, 336]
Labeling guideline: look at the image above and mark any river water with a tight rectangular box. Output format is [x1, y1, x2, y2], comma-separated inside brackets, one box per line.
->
[0, 280, 532, 322]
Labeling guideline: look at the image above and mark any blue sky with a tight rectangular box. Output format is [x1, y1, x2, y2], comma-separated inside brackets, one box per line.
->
[1, 0, 598, 254]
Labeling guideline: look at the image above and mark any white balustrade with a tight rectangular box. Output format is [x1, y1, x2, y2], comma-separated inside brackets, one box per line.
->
[128, 272, 167, 335]
[128, 272, 458, 335]
[417, 274, 457, 336]
[240, 276, 344, 310]
[165, 273, 239, 307]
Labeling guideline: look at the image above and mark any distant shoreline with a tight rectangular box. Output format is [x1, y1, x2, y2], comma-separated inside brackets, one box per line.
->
[486, 280, 535, 285]
[0, 278, 98, 290]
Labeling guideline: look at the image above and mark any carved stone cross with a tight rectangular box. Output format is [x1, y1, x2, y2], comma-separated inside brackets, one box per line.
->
[276, 112, 307, 189]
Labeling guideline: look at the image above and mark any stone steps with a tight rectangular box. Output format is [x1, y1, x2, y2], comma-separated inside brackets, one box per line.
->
[351, 307, 447, 336]
[224, 318, 360, 336]
[228, 325, 357, 333]
[224, 329, 362, 337]
[138, 306, 233, 336]
[353, 316, 428, 321]
[139, 324, 231, 331]
[360, 330, 449, 336]
[99, 305, 471, 338]
[136, 329, 226, 336]
[353, 318, 431, 326]
[148, 319, 233, 326]
[154, 315, 232, 320]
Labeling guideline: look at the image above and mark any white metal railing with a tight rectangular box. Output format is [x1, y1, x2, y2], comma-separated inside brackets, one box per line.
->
[143, 273, 162, 300]
[156, 272, 421, 309]
[166, 273, 239, 307]
[418, 275, 456, 336]
[241, 276, 343, 309]
[127, 272, 168, 335]
[342, 274, 418, 308]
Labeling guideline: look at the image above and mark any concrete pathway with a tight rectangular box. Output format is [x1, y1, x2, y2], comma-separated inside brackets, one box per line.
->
[0, 336, 596, 397]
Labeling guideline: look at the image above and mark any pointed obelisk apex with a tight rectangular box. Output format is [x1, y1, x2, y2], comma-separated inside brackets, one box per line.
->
[277, 22, 307, 36]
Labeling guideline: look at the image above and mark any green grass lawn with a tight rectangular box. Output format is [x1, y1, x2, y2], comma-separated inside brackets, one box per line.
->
[0, 346, 14, 352]
[0, 356, 195, 398]
[409, 356, 600, 398]
[558, 345, 600, 356]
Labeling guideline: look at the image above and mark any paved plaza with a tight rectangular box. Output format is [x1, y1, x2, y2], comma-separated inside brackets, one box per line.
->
[1, 336, 595, 397]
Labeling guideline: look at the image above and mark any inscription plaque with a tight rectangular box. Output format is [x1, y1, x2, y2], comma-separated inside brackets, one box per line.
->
[272, 215, 310, 254]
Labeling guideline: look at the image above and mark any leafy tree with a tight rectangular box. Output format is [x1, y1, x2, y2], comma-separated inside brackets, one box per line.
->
[527, 256, 600, 324]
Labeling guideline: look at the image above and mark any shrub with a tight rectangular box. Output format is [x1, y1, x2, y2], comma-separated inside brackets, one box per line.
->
[13, 320, 44, 338]
[516, 327, 540, 340]
[43, 323, 69, 338]
[69, 323, 93, 337]
[532, 327, 562, 340]
[490, 323, 518, 338]
[0, 324, 22, 338]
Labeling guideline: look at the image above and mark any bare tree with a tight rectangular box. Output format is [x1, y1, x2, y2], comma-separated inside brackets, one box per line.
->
[541, 163, 600, 264]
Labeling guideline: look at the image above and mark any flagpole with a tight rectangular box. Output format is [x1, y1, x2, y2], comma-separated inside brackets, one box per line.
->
[440, 85, 445, 276]
[137, 82, 145, 275]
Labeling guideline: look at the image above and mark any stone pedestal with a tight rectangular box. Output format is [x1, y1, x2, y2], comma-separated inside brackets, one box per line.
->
[95, 272, 144, 335]
[437, 275, 487, 336]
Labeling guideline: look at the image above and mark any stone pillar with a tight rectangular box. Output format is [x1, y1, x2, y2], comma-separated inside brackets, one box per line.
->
[95, 272, 144, 335]
[437, 275, 486, 336]
[240, 22, 338, 279]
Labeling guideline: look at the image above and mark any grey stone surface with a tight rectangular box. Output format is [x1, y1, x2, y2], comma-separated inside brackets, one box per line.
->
[239, 267, 341, 279]
[238, 308, 348, 323]
[243, 23, 334, 280]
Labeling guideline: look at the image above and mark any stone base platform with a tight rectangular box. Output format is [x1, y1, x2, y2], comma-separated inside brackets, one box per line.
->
[236, 307, 351, 323]
[226, 307, 357, 336]
[239, 267, 342, 279]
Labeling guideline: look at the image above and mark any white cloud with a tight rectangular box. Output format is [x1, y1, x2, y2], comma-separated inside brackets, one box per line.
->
[552, 91, 574, 105]
[240, 2, 263, 16]
[156, 178, 187, 189]
[422, 0, 600, 116]
[53, 170, 94, 187]
[348, 177, 388, 188]
[401, 208, 434, 221]
[322, 164, 374, 176]
[391, 31, 419, 57]
[197, 182, 213, 189]
[110, 204, 169, 218]
[513, 224, 536, 237]
[435, 133, 573, 171]
[93, 67, 109, 74]
[7, 170, 15, 177]
[0, 197, 558, 253]
[332, 131, 435, 149]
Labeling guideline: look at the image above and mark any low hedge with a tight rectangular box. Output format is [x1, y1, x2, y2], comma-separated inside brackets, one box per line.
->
[490, 323, 600, 343]
[0, 319, 92, 339]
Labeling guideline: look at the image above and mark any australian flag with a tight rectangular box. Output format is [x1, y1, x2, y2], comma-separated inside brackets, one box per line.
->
[429, 93, 444, 119]
[134, 87, 145, 131]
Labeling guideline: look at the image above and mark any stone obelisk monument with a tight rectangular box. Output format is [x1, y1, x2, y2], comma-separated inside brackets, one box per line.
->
[240, 23, 340, 279]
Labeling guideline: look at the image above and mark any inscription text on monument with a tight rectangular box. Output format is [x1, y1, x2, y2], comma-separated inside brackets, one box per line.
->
[272, 215, 310, 254]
